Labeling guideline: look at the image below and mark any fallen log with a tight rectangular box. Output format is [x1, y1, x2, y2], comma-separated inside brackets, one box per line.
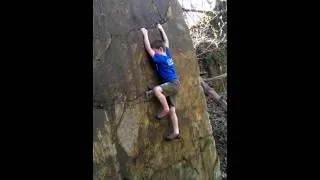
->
[200, 77, 227, 111]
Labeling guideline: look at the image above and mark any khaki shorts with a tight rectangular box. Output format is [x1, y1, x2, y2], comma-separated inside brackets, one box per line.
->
[160, 80, 181, 106]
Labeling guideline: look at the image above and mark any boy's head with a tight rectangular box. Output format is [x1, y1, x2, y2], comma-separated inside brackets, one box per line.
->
[151, 40, 166, 53]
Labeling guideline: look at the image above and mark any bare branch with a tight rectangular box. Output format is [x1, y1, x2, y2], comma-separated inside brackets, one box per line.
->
[203, 73, 227, 81]
[196, 42, 216, 57]
[182, 8, 212, 14]
[200, 71, 207, 76]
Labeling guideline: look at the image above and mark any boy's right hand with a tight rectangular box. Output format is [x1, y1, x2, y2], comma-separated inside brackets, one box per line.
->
[141, 28, 148, 35]
[157, 23, 163, 30]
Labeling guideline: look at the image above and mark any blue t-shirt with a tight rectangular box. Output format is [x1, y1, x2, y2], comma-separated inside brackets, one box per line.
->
[153, 47, 179, 83]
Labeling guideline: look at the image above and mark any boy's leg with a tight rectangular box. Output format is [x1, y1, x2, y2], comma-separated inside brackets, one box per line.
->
[154, 81, 180, 119]
[153, 86, 170, 117]
[169, 106, 179, 135]
[165, 96, 181, 141]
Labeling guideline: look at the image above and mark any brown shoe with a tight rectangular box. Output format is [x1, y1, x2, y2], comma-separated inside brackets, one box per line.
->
[165, 133, 180, 141]
[156, 109, 169, 120]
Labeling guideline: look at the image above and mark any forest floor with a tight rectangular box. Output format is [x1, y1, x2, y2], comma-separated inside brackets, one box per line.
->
[201, 75, 227, 180]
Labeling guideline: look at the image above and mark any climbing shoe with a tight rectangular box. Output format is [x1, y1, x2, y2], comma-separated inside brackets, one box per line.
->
[165, 133, 181, 141]
[156, 109, 169, 120]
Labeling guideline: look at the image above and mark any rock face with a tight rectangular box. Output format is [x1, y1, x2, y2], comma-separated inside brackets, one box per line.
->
[93, 0, 221, 179]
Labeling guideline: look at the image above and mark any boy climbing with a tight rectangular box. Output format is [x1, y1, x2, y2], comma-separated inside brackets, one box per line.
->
[141, 24, 181, 141]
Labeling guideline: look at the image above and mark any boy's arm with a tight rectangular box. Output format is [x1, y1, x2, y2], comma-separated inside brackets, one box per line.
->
[140, 28, 155, 57]
[157, 24, 169, 48]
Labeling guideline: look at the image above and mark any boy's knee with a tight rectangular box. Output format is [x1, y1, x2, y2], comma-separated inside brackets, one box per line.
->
[153, 86, 162, 93]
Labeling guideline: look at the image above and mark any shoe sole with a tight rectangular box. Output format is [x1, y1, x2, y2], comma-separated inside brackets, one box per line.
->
[165, 134, 181, 141]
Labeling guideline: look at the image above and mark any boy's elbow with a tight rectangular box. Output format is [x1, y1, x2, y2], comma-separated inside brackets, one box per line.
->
[146, 48, 155, 57]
